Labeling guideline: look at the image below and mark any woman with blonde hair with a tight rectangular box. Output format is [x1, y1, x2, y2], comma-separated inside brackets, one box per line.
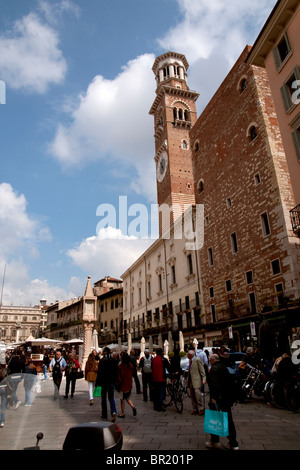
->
[85, 351, 99, 405]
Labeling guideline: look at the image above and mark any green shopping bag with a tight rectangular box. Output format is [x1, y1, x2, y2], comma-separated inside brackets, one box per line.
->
[204, 408, 229, 437]
[93, 386, 102, 397]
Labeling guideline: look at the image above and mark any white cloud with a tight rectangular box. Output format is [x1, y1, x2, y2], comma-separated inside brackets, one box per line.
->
[0, 12, 67, 93]
[49, 53, 157, 202]
[67, 227, 154, 279]
[157, 0, 274, 111]
[0, 183, 40, 256]
[0, 258, 77, 306]
[0, 183, 68, 306]
[158, 0, 273, 65]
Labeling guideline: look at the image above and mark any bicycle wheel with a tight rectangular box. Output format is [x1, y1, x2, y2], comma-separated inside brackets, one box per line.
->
[285, 383, 300, 413]
[174, 392, 183, 413]
[164, 382, 173, 407]
[270, 381, 286, 409]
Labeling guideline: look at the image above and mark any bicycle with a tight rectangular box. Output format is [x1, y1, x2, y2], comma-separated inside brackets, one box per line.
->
[164, 375, 184, 413]
[180, 370, 191, 398]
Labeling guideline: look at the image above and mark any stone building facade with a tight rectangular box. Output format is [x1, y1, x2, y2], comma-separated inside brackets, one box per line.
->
[190, 45, 300, 350]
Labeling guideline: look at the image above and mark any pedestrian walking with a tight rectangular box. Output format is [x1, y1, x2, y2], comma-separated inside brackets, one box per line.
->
[49, 350, 67, 399]
[152, 348, 170, 412]
[7, 350, 25, 409]
[42, 352, 50, 380]
[187, 350, 206, 415]
[64, 353, 80, 399]
[23, 358, 37, 406]
[95, 347, 118, 422]
[206, 353, 239, 450]
[129, 350, 141, 394]
[117, 352, 137, 418]
[84, 351, 99, 405]
[139, 349, 153, 402]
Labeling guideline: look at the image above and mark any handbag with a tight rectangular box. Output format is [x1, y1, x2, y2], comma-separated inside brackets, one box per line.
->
[76, 370, 84, 379]
[93, 386, 102, 397]
[204, 407, 229, 437]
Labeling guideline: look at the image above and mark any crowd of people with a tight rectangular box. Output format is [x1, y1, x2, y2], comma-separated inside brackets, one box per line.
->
[1, 342, 298, 451]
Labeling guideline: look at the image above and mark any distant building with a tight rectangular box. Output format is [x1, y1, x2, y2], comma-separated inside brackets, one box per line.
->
[0, 300, 48, 344]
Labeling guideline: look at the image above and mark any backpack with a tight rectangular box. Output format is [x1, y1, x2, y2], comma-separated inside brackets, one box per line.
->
[52, 359, 62, 376]
[142, 356, 152, 374]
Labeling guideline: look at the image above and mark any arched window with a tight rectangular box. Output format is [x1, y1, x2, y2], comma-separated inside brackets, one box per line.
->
[247, 123, 258, 142]
[197, 179, 204, 194]
[249, 125, 257, 141]
[194, 141, 200, 152]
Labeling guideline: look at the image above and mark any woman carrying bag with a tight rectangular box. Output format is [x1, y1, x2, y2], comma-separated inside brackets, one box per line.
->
[85, 352, 99, 405]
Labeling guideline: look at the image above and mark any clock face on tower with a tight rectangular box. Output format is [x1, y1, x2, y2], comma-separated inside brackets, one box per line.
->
[156, 151, 168, 182]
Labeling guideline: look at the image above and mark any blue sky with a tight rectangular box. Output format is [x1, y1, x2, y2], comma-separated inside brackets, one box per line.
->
[0, 0, 275, 306]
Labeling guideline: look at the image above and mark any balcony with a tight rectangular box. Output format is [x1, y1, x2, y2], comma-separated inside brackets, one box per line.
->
[290, 204, 300, 234]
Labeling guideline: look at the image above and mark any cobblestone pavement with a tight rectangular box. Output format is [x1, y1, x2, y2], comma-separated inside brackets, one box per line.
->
[1, 373, 299, 451]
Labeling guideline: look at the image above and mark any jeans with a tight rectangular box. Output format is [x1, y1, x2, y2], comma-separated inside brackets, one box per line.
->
[101, 384, 116, 418]
[142, 373, 153, 401]
[43, 365, 48, 379]
[0, 387, 7, 423]
[24, 387, 32, 405]
[8, 375, 22, 405]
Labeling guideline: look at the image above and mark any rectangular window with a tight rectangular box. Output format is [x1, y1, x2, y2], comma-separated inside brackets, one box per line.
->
[147, 281, 151, 299]
[246, 270, 253, 285]
[261, 211, 271, 237]
[281, 67, 300, 112]
[249, 292, 257, 314]
[254, 172, 261, 185]
[208, 247, 214, 266]
[230, 232, 238, 253]
[187, 253, 193, 275]
[171, 265, 176, 284]
[271, 259, 281, 275]
[158, 274, 162, 292]
[211, 304, 216, 323]
[209, 287, 214, 298]
[225, 279, 232, 292]
[273, 33, 291, 69]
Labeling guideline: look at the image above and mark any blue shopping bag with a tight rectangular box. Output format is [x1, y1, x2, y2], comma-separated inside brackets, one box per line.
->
[204, 409, 229, 437]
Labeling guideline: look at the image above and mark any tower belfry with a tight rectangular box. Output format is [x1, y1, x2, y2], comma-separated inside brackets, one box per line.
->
[149, 52, 199, 235]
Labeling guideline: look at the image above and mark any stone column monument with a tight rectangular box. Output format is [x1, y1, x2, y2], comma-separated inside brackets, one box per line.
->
[81, 276, 97, 370]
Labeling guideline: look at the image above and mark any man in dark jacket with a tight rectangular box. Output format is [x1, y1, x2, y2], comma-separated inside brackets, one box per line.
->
[96, 347, 118, 422]
[206, 354, 239, 450]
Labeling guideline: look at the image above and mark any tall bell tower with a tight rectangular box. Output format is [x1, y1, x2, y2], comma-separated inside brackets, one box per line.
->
[149, 51, 199, 235]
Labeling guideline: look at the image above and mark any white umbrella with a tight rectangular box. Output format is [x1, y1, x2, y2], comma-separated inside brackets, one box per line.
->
[127, 333, 132, 354]
[63, 338, 83, 344]
[26, 337, 62, 346]
[193, 338, 198, 350]
[168, 331, 174, 353]
[140, 337, 146, 358]
[179, 331, 184, 352]
[164, 339, 169, 357]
